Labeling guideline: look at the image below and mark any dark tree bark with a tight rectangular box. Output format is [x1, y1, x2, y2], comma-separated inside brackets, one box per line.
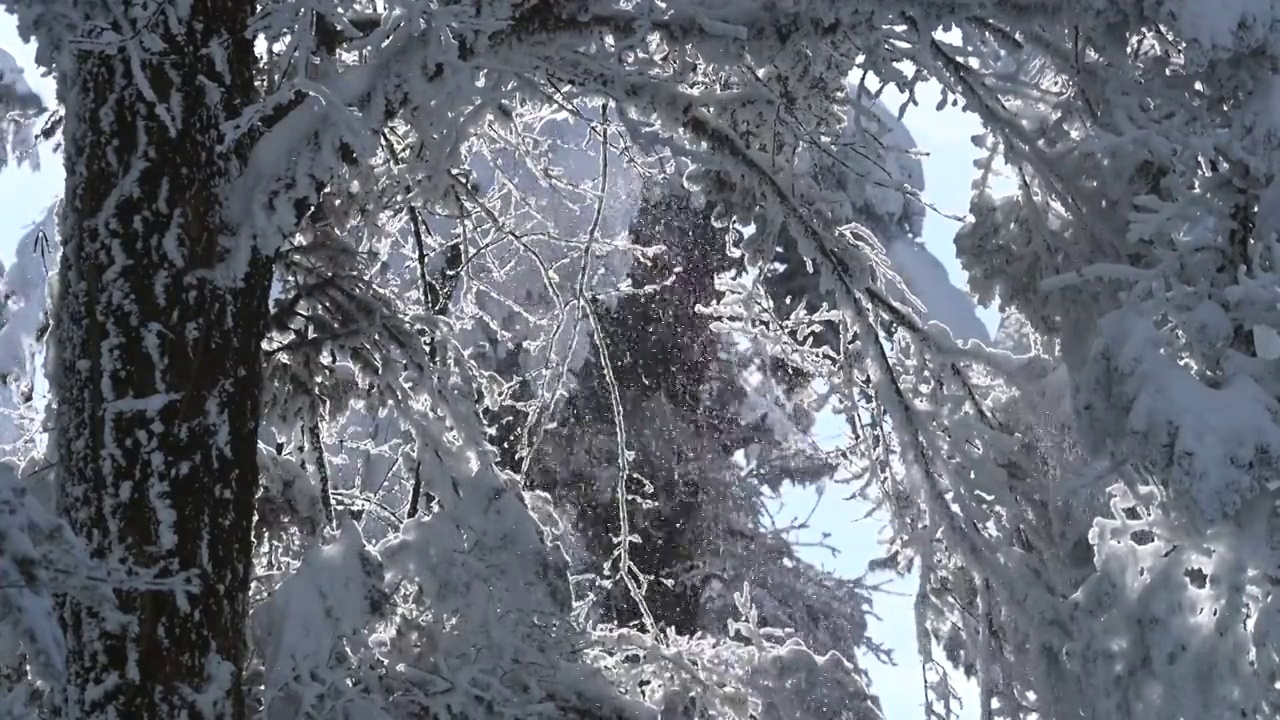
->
[54, 2, 269, 716]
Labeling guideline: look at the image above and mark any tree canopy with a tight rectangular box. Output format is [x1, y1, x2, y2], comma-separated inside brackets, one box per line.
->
[0, 1, 1277, 718]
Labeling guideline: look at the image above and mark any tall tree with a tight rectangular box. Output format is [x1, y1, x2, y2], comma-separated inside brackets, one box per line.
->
[49, 1, 267, 716]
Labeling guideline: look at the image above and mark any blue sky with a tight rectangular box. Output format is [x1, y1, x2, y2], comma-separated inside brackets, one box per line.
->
[0, 15, 1000, 719]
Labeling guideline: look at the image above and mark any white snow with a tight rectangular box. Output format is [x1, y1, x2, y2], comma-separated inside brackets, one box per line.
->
[1255, 324, 1280, 360]
[251, 519, 386, 719]
[886, 238, 991, 346]
[1079, 311, 1280, 523]
[849, 96, 927, 238]
[1171, 0, 1278, 54]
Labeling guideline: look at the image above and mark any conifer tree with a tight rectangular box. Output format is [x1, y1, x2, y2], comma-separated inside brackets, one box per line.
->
[522, 187, 872, 656]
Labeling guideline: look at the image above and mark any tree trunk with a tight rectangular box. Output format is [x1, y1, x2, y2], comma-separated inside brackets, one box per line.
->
[54, 2, 268, 717]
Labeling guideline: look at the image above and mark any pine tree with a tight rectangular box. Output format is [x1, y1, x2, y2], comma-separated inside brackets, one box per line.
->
[521, 186, 873, 656]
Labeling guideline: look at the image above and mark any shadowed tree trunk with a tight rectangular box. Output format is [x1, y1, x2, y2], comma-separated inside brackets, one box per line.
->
[53, 2, 270, 716]
[519, 191, 748, 636]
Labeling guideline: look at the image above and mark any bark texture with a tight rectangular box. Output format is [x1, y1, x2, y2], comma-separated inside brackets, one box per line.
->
[54, 2, 268, 717]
